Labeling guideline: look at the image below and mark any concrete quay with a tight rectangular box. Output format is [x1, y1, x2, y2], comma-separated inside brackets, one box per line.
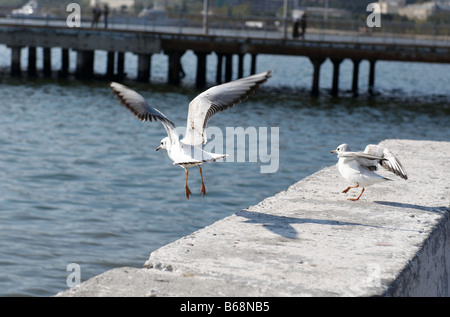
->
[56, 139, 450, 297]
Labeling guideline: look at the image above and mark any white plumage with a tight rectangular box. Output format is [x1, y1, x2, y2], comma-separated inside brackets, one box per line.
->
[110, 70, 272, 199]
[332, 143, 408, 201]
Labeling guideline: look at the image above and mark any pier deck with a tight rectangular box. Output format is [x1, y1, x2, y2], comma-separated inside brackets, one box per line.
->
[1, 18, 450, 94]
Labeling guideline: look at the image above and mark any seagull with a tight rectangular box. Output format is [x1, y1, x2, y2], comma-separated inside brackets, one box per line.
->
[110, 70, 272, 199]
[331, 143, 408, 201]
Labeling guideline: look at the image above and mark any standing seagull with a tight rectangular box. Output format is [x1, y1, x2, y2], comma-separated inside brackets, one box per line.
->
[110, 70, 272, 199]
[332, 143, 408, 201]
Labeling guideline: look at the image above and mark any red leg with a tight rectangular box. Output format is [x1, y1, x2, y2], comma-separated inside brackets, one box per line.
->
[184, 167, 192, 199]
[342, 182, 359, 194]
[349, 187, 365, 201]
[199, 165, 206, 197]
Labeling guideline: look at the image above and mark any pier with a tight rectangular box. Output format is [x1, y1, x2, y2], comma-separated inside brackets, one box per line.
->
[1, 17, 450, 95]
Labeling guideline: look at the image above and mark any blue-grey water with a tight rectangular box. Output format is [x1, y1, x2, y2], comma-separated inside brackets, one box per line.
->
[0, 45, 449, 296]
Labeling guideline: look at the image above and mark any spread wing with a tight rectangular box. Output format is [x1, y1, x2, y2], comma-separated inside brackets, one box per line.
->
[181, 70, 272, 146]
[364, 144, 408, 180]
[338, 151, 383, 172]
[110, 82, 178, 144]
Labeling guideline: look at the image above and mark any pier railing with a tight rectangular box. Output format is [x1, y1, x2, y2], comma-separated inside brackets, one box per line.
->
[1, 10, 450, 46]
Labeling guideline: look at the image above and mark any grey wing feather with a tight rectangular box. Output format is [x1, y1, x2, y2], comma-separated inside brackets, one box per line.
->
[182, 70, 272, 145]
[379, 149, 408, 180]
[364, 144, 408, 180]
[110, 82, 174, 125]
[110, 82, 178, 142]
[338, 151, 382, 161]
[339, 151, 381, 171]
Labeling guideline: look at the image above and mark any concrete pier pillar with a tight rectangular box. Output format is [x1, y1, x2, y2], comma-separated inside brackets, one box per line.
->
[330, 58, 343, 96]
[351, 59, 361, 96]
[106, 51, 115, 79]
[60, 48, 69, 77]
[10, 46, 22, 77]
[43, 47, 52, 77]
[195, 51, 208, 88]
[238, 53, 244, 79]
[75, 51, 83, 78]
[216, 53, 223, 84]
[117, 52, 125, 79]
[85, 50, 94, 78]
[309, 57, 326, 96]
[137, 53, 151, 82]
[28, 46, 37, 77]
[76, 50, 94, 79]
[368, 59, 376, 95]
[250, 54, 257, 75]
[166, 50, 185, 85]
[225, 54, 233, 82]
[87, 51, 94, 78]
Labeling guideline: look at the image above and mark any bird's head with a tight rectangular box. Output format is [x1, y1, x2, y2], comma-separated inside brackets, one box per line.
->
[156, 137, 170, 152]
[331, 143, 350, 155]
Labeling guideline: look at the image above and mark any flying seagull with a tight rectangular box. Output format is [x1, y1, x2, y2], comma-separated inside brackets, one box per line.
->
[110, 70, 272, 199]
[332, 143, 408, 201]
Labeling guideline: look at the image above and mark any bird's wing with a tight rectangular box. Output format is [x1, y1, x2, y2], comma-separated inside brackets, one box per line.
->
[364, 144, 408, 180]
[181, 70, 272, 146]
[110, 82, 178, 143]
[338, 151, 383, 172]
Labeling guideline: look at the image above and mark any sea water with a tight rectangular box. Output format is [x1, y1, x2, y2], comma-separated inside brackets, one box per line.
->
[0, 46, 449, 296]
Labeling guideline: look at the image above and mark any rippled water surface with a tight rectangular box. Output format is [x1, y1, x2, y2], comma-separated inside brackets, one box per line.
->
[0, 47, 449, 296]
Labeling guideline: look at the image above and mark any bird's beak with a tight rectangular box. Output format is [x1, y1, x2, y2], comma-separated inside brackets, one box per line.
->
[156, 146, 162, 151]
[331, 150, 337, 153]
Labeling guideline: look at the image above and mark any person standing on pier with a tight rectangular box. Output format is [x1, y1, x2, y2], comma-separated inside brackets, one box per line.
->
[300, 13, 307, 38]
[103, 4, 109, 29]
[91, 4, 101, 28]
[293, 18, 300, 39]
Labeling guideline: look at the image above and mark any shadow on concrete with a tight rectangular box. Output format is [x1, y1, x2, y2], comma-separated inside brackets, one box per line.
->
[374, 201, 449, 215]
[236, 209, 417, 239]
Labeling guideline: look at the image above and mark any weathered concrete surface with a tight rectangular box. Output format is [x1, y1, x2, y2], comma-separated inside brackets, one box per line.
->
[56, 139, 450, 297]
